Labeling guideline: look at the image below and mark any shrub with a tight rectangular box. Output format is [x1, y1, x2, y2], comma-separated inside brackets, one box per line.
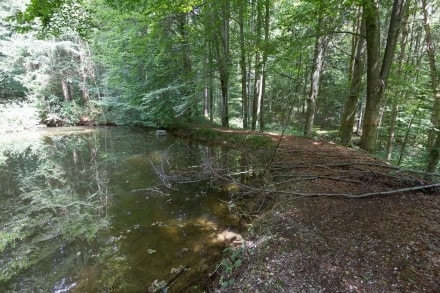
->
[0, 101, 40, 134]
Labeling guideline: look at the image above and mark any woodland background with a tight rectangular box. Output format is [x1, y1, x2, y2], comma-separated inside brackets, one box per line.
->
[1, 0, 439, 174]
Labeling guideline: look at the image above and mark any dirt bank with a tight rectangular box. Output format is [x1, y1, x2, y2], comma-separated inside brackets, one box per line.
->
[174, 126, 440, 292]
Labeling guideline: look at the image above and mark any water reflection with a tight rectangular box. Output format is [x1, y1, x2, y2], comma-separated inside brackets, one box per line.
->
[0, 127, 243, 292]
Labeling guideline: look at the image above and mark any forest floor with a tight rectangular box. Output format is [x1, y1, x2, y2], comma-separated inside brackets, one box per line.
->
[176, 126, 440, 292]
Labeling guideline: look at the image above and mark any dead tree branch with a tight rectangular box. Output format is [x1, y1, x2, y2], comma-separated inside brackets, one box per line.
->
[273, 183, 440, 199]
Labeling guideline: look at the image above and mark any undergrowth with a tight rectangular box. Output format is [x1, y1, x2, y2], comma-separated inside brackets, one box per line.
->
[191, 128, 274, 149]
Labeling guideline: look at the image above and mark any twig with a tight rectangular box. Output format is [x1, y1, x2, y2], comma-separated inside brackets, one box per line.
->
[261, 93, 296, 177]
[209, 262, 223, 277]
[166, 265, 188, 287]
[271, 175, 365, 185]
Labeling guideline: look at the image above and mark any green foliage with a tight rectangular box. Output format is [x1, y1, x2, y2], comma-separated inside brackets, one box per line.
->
[192, 128, 274, 148]
[193, 128, 222, 140]
[1, 0, 440, 170]
[90, 96, 143, 125]
[39, 95, 86, 126]
[141, 84, 190, 127]
[0, 101, 40, 134]
[220, 246, 246, 289]
[11, 0, 93, 37]
[244, 135, 274, 148]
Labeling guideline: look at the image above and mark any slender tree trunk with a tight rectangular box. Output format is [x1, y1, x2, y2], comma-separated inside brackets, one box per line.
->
[208, 40, 214, 122]
[339, 14, 366, 145]
[221, 2, 230, 128]
[203, 53, 210, 120]
[203, 87, 208, 118]
[209, 80, 214, 122]
[247, 0, 255, 125]
[79, 38, 90, 102]
[386, 99, 399, 161]
[61, 79, 70, 101]
[68, 83, 74, 100]
[251, 0, 262, 131]
[259, 0, 270, 132]
[386, 0, 410, 161]
[304, 34, 327, 136]
[238, 0, 248, 129]
[360, 0, 406, 153]
[356, 99, 364, 135]
[214, 0, 230, 128]
[422, 0, 440, 175]
[398, 102, 420, 166]
[304, 1, 328, 137]
[178, 13, 195, 117]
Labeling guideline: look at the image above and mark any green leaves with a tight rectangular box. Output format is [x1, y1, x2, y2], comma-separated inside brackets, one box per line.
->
[10, 0, 93, 37]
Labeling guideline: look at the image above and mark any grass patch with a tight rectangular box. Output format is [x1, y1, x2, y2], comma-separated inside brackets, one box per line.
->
[244, 135, 273, 148]
[191, 128, 274, 149]
[193, 128, 222, 140]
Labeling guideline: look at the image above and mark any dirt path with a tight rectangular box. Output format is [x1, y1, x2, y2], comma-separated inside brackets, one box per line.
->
[173, 126, 439, 291]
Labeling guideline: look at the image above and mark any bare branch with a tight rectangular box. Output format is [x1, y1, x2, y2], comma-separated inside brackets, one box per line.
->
[273, 183, 440, 199]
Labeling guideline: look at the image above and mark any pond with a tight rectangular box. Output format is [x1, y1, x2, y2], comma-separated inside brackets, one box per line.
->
[0, 127, 244, 292]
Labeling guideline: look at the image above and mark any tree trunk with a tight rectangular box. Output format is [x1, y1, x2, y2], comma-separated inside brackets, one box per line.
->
[426, 136, 440, 177]
[178, 13, 195, 117]
[304, 1, 328, 137]
[422, 0, 440, 175]
[213, 0, 230, 128]
[386, 0, 410, 161]
[68, 83, 74, 100]
[79, 38, 90, 102]
[251, 0, 262, 131]
[259, 0, 270, 132]
[208, 38, 214, 122]
[61, 79, 70, 101]
[339, 13, 366, 145]
[360, 0, 406, 153]
[304, 34, 327, 136]
[398, 102, 420, 166]
[386, 101, 398, 161]
[238, 0, 249, 129]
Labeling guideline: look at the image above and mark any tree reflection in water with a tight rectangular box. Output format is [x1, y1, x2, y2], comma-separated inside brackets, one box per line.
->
[0, 127, 243, 292]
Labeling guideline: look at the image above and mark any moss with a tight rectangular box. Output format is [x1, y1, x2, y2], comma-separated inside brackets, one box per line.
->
[193, 128, 222, 140]
[189, 128, 274, 149]
[244, 135, 273, 148]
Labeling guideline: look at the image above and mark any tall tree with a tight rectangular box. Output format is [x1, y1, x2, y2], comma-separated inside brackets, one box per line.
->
[238, 0, 249, 129]
[251, 0, 263, 130]
[385, 0, 411, 161]
[211, 0, 231, 128]
[259, 0, 270, 131]
[339, 11, 366, 146]
[304, 2, 328, 137]
[422, 0, 440, 175]
[360, 0, 407, 153]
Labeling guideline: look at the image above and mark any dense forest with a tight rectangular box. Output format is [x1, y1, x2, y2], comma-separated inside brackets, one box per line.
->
[1, 1, 440, 291]
[1, 0, 439, 173]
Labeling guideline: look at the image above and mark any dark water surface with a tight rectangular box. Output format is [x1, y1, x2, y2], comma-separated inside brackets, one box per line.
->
[0, 127, 242, 292]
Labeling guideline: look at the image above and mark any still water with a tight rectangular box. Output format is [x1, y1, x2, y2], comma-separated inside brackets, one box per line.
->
[0, 127, 243, 292]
